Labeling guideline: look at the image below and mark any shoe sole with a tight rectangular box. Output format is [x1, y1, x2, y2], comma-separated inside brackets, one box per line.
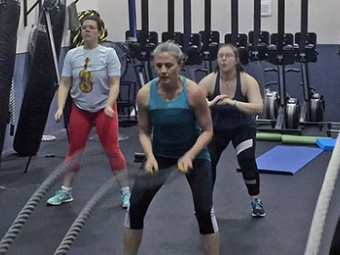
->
[47, 198, 74, 206]
[252, 213, 266, 218]
[122, 204, 129, 209]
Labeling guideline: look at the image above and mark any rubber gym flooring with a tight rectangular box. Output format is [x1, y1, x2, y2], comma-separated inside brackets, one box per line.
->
[0, 124, 340, 255]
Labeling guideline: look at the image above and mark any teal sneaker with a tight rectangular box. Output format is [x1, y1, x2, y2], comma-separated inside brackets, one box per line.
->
[251, 199, 266, 218]
[47, 190, 73, 206]
[121, 192, 130, 209]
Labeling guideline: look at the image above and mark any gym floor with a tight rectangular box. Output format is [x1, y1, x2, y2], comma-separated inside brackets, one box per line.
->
[0, 124, 339, 255]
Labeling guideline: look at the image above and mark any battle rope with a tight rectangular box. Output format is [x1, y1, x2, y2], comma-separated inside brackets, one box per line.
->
[28, 26, 37, 61]
[53, 176, 116, 255]
[0, 161, 69, 254]
[8, 78, 15, 136]
[304, 133, 340, 255]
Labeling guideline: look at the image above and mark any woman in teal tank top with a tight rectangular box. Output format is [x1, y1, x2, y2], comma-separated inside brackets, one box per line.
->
[123, 41, 220, 255]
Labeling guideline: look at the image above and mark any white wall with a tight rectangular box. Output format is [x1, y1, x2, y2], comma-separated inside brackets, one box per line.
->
[16, 0, 98, 53]
[100, 0, 340, 45]
[16, 0, 340, 54]
[17, 0, 41, 53]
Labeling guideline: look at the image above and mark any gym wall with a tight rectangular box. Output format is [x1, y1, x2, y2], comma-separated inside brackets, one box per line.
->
[103, 0, 340, 44]
[14, 0, 340, 54]
[2, 0, 340, 155]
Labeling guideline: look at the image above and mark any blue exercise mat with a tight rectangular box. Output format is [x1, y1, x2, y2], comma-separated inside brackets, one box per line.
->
[256, 145, 323, 175]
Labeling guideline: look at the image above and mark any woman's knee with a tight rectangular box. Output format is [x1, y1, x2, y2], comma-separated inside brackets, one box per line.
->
[195, 207, 219, 234]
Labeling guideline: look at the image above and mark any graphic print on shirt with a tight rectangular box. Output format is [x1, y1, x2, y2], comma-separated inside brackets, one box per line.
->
[79, 57, 93, 92]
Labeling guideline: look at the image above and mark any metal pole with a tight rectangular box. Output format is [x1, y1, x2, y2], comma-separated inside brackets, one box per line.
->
[183, 0, 191, 56]
[231, 0, 238, 46]
[127, 0, 137, 40]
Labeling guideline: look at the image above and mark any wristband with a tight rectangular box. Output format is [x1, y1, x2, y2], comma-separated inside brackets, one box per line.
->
[233, 100, 237, 107]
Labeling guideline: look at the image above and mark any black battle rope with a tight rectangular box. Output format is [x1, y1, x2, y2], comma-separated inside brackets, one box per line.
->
[0, 161, 69, 254]
[53, 176, 117, 255]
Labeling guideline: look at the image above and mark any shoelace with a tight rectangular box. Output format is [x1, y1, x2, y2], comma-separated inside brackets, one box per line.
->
[253, 201, 262, 210]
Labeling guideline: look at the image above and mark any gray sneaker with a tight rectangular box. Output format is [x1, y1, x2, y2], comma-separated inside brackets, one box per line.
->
[47, 190, 73, 206]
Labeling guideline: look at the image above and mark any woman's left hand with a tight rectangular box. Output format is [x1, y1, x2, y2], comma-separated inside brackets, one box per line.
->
[104, 105, 115, 118]
[177, 154, 194, 173]
[217, 97, 233, 106]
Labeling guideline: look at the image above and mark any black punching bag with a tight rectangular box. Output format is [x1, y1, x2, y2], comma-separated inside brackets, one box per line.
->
[13, 0, 66, 156]
[0, 0, 20, 167]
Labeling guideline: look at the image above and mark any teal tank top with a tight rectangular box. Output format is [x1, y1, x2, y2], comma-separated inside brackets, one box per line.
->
[148, 76, 210, 161]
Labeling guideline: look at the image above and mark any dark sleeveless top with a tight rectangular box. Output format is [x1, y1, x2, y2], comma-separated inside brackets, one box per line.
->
[208, 72, 256, 133]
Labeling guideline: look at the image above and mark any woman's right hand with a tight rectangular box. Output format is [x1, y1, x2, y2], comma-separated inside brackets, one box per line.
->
[145, 156, 158, 174]
[54, 109, 63, 122]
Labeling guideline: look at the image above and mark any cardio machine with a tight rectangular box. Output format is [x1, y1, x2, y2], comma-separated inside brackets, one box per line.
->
[260, 0, 301, 132]
[295, 0, 325, 126]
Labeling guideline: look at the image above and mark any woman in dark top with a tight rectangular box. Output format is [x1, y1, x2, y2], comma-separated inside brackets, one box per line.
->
[199, 43, 265, 218]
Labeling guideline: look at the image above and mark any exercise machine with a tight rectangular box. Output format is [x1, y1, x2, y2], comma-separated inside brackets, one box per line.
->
[164, 0, 203, 81]
[199, 0, 219, 74]
[121, 0, 158, 125]
[248, 0, 269, 63]
[248, 0, 269, 121]
[178, 0, 203, 80]
[126, 0, 158, 88]
[248, 0, 270, 98]
[295, 0, 324, 127]
[258, 0, 301, 133]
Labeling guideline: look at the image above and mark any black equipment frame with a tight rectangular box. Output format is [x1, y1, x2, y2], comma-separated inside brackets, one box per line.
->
[224, 0, 248, 65]
[161, 0, 181, 42]
[295, 0, 324, 125]
[199, 0, 220, 73]
[126, 0, 157, 86]
[248, 0, 270, 61]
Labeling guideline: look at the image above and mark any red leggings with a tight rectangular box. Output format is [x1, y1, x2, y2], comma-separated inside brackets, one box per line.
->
[65, 103, 127, 172]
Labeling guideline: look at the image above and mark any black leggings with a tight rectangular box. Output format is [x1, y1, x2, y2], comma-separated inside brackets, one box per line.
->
[208, 126, 260, 196]
[125, 157, 218, 235]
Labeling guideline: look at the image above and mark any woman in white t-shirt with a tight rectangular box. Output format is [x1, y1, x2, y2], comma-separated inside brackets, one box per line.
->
[46, 14, 130, 209]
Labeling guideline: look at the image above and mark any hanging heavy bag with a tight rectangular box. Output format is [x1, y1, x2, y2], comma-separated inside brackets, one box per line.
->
[0, 0, 20, 166]
[13, 0, 66, 156]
